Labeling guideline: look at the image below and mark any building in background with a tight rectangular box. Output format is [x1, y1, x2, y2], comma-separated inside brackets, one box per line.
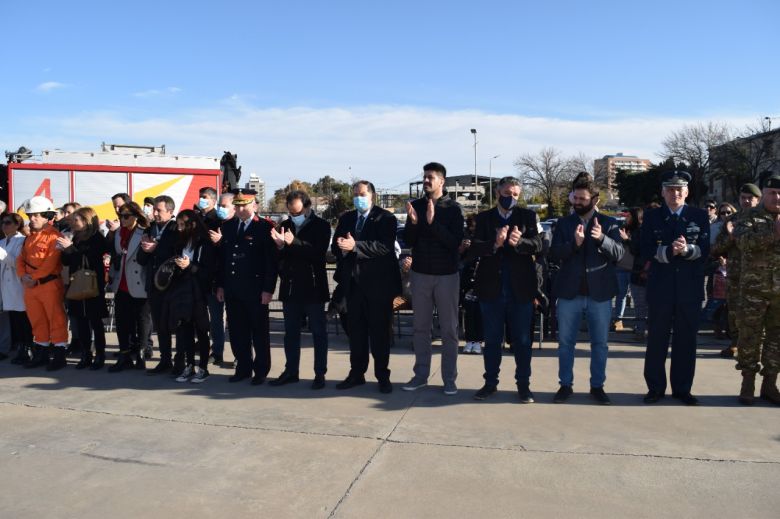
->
[245, 173, 266, 210]
[707, 128, 780, 202]
[594, 153, 651, 203]
[409, 174, 490, 213]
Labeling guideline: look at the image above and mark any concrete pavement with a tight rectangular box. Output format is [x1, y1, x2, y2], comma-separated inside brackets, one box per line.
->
[0, 329, 778, 518]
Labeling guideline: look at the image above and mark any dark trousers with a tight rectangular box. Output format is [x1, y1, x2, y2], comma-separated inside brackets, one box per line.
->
[480, 298, 534, 387]
[462, 299, 483, 342]
[207, 292, 225, 356]
[644, 299, 701, 395]
[9, 311, 33, 347]
[176, 321, 210, 369]
[76, 314, 106, 356]
[225, 294, 271, 378]
[115, 291, 151, 354]
[346, 287, 393, 382]
[282, 301, 328, 376]
[148, 290, 174, 362]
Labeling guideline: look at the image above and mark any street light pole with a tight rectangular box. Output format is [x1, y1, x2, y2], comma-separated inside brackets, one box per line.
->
[470, 129, 477, 209]
[489, 154, 500, 207]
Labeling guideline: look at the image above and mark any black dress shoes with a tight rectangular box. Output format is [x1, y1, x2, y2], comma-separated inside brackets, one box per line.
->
[336, 375, 366, 390]
[269, 371, 300, 386]
[378, 380, 393, 394]
[643, 390, 664, 404]
[672, 392, 699, 406]
[251, 375, 266, 386]
[229, 372, 251, 383]
[147, 359, 172, 375]
[311, 375, 326, 390]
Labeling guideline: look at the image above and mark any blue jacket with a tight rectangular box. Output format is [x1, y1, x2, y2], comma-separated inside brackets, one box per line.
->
[550, 211, 624, 302]
[640, 204, 710, 304]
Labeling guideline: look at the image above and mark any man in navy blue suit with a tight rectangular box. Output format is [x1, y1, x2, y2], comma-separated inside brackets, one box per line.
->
[640, 171, 710, 405]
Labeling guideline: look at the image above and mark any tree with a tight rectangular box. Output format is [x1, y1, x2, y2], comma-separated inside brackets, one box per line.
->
[270, 179, 313, 212]
[514, 147, 579, 218]
[614, 160, 675, 208]
[312, 175, 353, 222]
[660, 122, 732, 205]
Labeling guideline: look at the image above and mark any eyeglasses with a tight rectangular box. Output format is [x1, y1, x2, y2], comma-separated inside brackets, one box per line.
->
[119, 214, 135, 220]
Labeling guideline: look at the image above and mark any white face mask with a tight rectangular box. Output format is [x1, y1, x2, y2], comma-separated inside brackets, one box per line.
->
[143, 206, 153, 216]
[290, 214, 305, 227]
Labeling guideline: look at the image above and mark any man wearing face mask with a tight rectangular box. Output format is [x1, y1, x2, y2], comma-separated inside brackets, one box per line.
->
[332, 180, 401, 393]
[468, 176, 543, 402]
[640, 171, 709, 405]
[269, 190, 331, 389]
[401, 162, 464, 395]
[195, 187, 220, 232]
[550, 173, 624, 405]
[205, 192, 234, 365]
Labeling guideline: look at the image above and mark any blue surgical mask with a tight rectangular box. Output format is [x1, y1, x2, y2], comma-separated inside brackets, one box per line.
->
[290, 214, 306, 227]
[216, 206, 230, 220]
[353, 196, 371, 213]
[498, 195, 517, 211]
[198, 198, 211, 210]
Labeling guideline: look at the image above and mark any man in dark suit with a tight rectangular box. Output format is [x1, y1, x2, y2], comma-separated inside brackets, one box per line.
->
[550, 173, 624, 405]
[332, 180, 401, 393]
[195, 186, 220, 232]
[215, 189, 278, 384]
[468, 176, 543, 402]
[138, 195, 180, 375]
[268, 190, 331, 389]
[640, 171, 710, 405]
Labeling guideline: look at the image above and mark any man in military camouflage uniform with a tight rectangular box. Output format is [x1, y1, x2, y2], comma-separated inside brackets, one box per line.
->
[711, 183, 761, 358]
[732, 171, 780, 405]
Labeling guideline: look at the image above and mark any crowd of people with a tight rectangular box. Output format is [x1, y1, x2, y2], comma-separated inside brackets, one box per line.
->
[0, 164, 778, 406]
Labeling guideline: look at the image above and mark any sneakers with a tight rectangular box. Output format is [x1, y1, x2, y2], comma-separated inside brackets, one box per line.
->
[473, 384, 497, 400]
[190, 367, 210, 383]
[471, 342, 482, 355]
[176, 365, 195, 383]
[589, 387, 612, 405]
[402, 377, 428, 391]
[443, 381, 458, 395]
[612, 320, 624, 332]
[517, 384, 535, 404]
[553, 385, 573, 403]
[463, 342, 474, 354]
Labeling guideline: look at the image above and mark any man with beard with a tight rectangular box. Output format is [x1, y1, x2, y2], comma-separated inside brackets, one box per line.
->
[640, 171, 710, 405]
[401, 162, 464, 396]
[550, 173, 624, 405]
[732, 171, 780, 405]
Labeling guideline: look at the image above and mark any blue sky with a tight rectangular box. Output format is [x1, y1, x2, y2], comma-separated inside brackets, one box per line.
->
[3, 0, 778, 192]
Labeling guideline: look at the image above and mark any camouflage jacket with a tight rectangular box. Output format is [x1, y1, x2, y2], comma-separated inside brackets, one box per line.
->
[711, 212, 742, 284]
[733, 205, 780, 295]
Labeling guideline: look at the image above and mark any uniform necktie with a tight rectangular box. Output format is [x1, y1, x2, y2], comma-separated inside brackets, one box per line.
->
[237, 220, 247, 239]
[356, 214, 366, 237]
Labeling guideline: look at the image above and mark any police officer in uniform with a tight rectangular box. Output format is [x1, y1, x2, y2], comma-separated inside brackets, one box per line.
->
[640, 171, 710, 405]
[215, 189, 277, 384]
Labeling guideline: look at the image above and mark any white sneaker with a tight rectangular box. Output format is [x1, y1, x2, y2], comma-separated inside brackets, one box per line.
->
[463, 342, 474, 354]
[190, 367, 209, 383]
[176, 365, 194, 383]
[471, 343, 483, 355]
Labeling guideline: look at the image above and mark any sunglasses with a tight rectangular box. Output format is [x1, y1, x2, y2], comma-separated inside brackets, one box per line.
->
[719, 211, 733, 216]
[706, 205, 716, 209]
[119, 213, 135, 220]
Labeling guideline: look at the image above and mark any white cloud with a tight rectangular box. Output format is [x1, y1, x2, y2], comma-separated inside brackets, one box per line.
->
[35, 81, 66, 92]
[5, 103, 760, 193]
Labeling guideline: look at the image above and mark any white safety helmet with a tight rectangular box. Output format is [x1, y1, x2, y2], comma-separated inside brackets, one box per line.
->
[24, 196, 56, 215]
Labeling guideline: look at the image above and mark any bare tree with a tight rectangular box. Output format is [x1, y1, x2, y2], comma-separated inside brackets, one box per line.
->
[660, 122, 732, 204]
[514, 147, 579, 217]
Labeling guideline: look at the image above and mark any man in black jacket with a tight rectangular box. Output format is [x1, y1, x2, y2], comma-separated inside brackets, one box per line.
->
[401, 162, 464, 395]
[469, 176, 542, 402]
[550, 173, 624, 405]
[332, 180, 401, 393]
[268, 190, 331, 389]
[137, 195, 180, 375]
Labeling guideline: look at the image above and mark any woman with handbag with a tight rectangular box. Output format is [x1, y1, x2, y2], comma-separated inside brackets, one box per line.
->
[1, 212, 33, 363]
[108, 201, 152, 372]
[57, 207, 110, 370]
[159, 210, 215, 383]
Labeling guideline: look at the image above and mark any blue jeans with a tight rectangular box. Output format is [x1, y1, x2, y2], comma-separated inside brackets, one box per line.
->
[207, 293, 225, 356]
[557, 296, 611, 388]
[613, 269, 632, 320]
[282, 301, 328, 376]
[480, 298, 533, 387]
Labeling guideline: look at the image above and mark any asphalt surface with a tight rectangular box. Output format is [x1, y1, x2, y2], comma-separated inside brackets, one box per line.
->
[1, 327, 778, 518]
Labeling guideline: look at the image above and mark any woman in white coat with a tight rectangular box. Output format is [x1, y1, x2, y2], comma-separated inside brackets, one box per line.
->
[0, 213, 33, 364]
[107, 201, 152, 372]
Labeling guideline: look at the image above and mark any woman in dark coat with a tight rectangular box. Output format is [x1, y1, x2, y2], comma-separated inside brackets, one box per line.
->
[160, 210, 215, 383]
[57, 207, 110, 369]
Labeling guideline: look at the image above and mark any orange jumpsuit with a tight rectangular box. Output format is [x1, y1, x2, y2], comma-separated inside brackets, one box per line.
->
[16, 224, 68, 346]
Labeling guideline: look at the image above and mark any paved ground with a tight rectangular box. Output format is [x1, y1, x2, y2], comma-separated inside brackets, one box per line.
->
[1, 328, 778, 518]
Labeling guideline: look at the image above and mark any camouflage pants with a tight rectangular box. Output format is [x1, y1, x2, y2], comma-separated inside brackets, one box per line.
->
[736, 291, 779, 375]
